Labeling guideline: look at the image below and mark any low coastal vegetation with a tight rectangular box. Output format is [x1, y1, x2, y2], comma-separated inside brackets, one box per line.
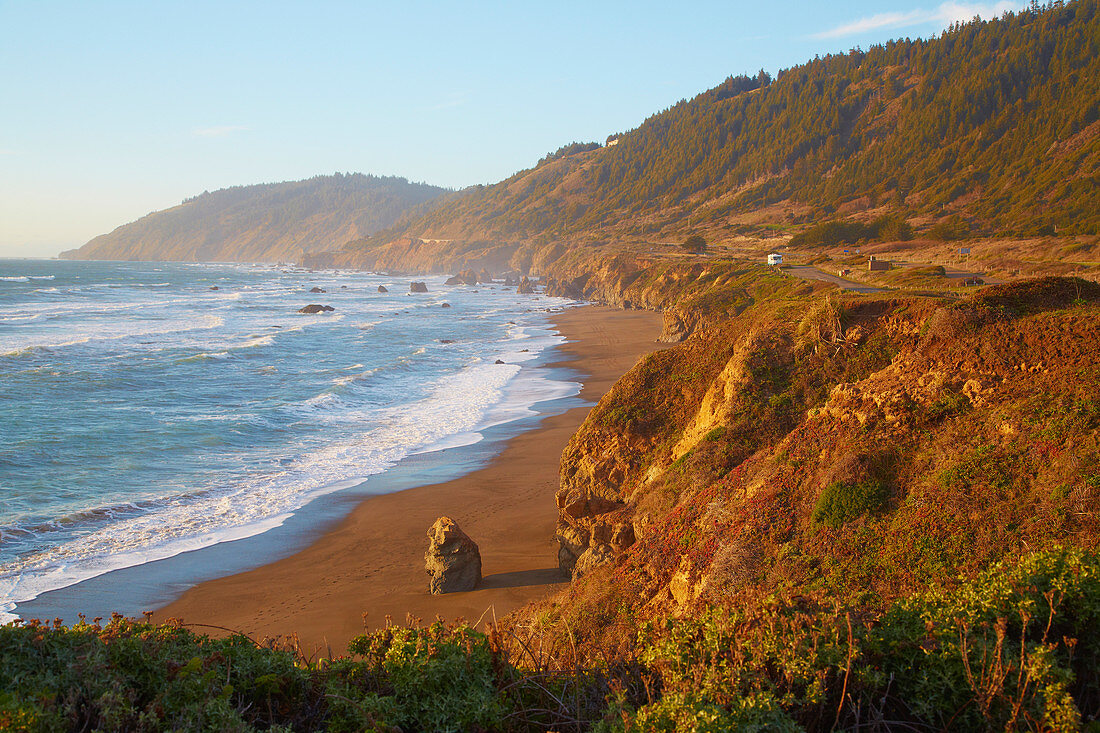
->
[5, 547, 1099, 730]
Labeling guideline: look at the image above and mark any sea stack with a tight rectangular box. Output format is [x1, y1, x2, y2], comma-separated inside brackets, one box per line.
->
[424, 516, 481, 594]
[444, 270, 478, 286]
[410, 282, 428, 293]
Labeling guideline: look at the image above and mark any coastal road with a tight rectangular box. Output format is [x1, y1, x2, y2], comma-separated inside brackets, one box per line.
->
[892, 261, 1005, 285]
[785, 266, 887, 294]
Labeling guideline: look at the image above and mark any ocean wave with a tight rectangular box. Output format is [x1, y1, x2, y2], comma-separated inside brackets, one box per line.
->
[0, 276, 29, 282]
[0, 264, 580, 620]
[0, 314, 225, 357]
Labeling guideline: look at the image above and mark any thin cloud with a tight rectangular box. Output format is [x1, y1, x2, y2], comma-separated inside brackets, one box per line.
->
[814, 1, 1020, 38]
[0, 149, 17, 155]
[192, 125, 250, 138]
[424, 93, 468, 112]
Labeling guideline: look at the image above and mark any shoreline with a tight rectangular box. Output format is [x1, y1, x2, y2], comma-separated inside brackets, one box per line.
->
[8, 271, 575, 625]
[153, 305, 665, 654]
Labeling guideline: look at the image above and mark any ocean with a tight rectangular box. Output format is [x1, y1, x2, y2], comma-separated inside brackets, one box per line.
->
[0, 259, 578, 622]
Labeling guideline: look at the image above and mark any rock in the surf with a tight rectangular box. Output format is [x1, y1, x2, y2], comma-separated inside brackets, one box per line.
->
[377, 285, 389, 293]
[518, 276, 535, 294]
[309, 286, 326, 293]
[409, 282, 428, 293]
[298, 304, 335, 314]
[445, 269, 478, 286]
[441, 302, 451, 308]
[425, 516, 481, 594]
[477, 268, 494, 284]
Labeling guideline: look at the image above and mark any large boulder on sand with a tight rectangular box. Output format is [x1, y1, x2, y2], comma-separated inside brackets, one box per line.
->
[410, 282, 428, 293]
[425, 516, 482, 594]
[298, 304, 335, 313]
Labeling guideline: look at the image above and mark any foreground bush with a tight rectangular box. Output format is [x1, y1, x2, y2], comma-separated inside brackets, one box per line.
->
[3, 548, 1099, 731]
[601, 547, 1100, 731]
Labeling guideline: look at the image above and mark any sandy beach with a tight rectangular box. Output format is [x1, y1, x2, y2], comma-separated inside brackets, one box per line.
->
[155, 305, 664, 654]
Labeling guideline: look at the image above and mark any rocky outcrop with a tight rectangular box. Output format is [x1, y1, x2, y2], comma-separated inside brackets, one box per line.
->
[477, 268, 494, 284]
[409, 282, 428, 293]
[445, 269, 478, 286]
[517, 276, 535, 294]
[298, 304, 335, 313]
[425, 517, 482, 594]
[556, 498, 635, 579]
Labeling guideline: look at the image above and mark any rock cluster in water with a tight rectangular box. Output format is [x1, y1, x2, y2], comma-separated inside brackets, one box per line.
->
[298, 304, 335, 314]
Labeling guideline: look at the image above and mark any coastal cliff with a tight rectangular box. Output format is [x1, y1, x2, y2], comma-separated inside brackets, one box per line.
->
[529, 278, 1100, 664]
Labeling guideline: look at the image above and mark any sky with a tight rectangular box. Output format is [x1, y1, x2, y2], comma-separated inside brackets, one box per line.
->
[0, 0, 1026, 257]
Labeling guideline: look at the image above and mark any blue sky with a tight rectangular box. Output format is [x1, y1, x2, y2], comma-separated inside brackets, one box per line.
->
[0, 1, 1024, 257]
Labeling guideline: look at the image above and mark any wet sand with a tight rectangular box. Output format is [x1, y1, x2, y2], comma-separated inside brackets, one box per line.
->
[156, 305, 665, 655]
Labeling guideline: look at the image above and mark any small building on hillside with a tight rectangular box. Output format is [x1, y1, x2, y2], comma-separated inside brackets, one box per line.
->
[868, 255, 890, 271]
[767, 253, 783, 266]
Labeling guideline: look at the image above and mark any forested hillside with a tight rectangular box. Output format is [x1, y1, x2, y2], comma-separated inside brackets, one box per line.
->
[62, 174, 447, 263]
[355, 0, 1098, 252]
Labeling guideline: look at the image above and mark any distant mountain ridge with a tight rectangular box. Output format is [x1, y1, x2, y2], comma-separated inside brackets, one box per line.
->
[61, 174, 447, 263]
[320, 0, 1098, 272]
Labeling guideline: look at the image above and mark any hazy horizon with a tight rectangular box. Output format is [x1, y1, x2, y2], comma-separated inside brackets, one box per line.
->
[1, 0, 1025, 258]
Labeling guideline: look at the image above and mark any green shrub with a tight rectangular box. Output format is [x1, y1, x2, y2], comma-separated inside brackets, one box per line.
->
[345, 622, 505, 732]
[812, 479, 888, 527]
[867, 547, 1100, 730]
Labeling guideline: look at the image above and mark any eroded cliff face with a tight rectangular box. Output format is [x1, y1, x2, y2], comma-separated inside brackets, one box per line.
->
[305, 236, 823, 342]
[548, 278, 1100, 633]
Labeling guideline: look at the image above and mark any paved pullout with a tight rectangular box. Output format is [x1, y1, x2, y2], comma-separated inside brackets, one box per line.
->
[785, 266, 887, 293]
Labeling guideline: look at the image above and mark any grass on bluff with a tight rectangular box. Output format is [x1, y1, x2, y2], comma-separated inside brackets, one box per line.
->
[4, 548, 1100, 731]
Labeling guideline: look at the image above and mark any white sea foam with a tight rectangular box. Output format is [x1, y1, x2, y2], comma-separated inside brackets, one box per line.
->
[0, 347, 573, 622]
[0, 314, 225, 356]
[0, 265, 581, 621]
